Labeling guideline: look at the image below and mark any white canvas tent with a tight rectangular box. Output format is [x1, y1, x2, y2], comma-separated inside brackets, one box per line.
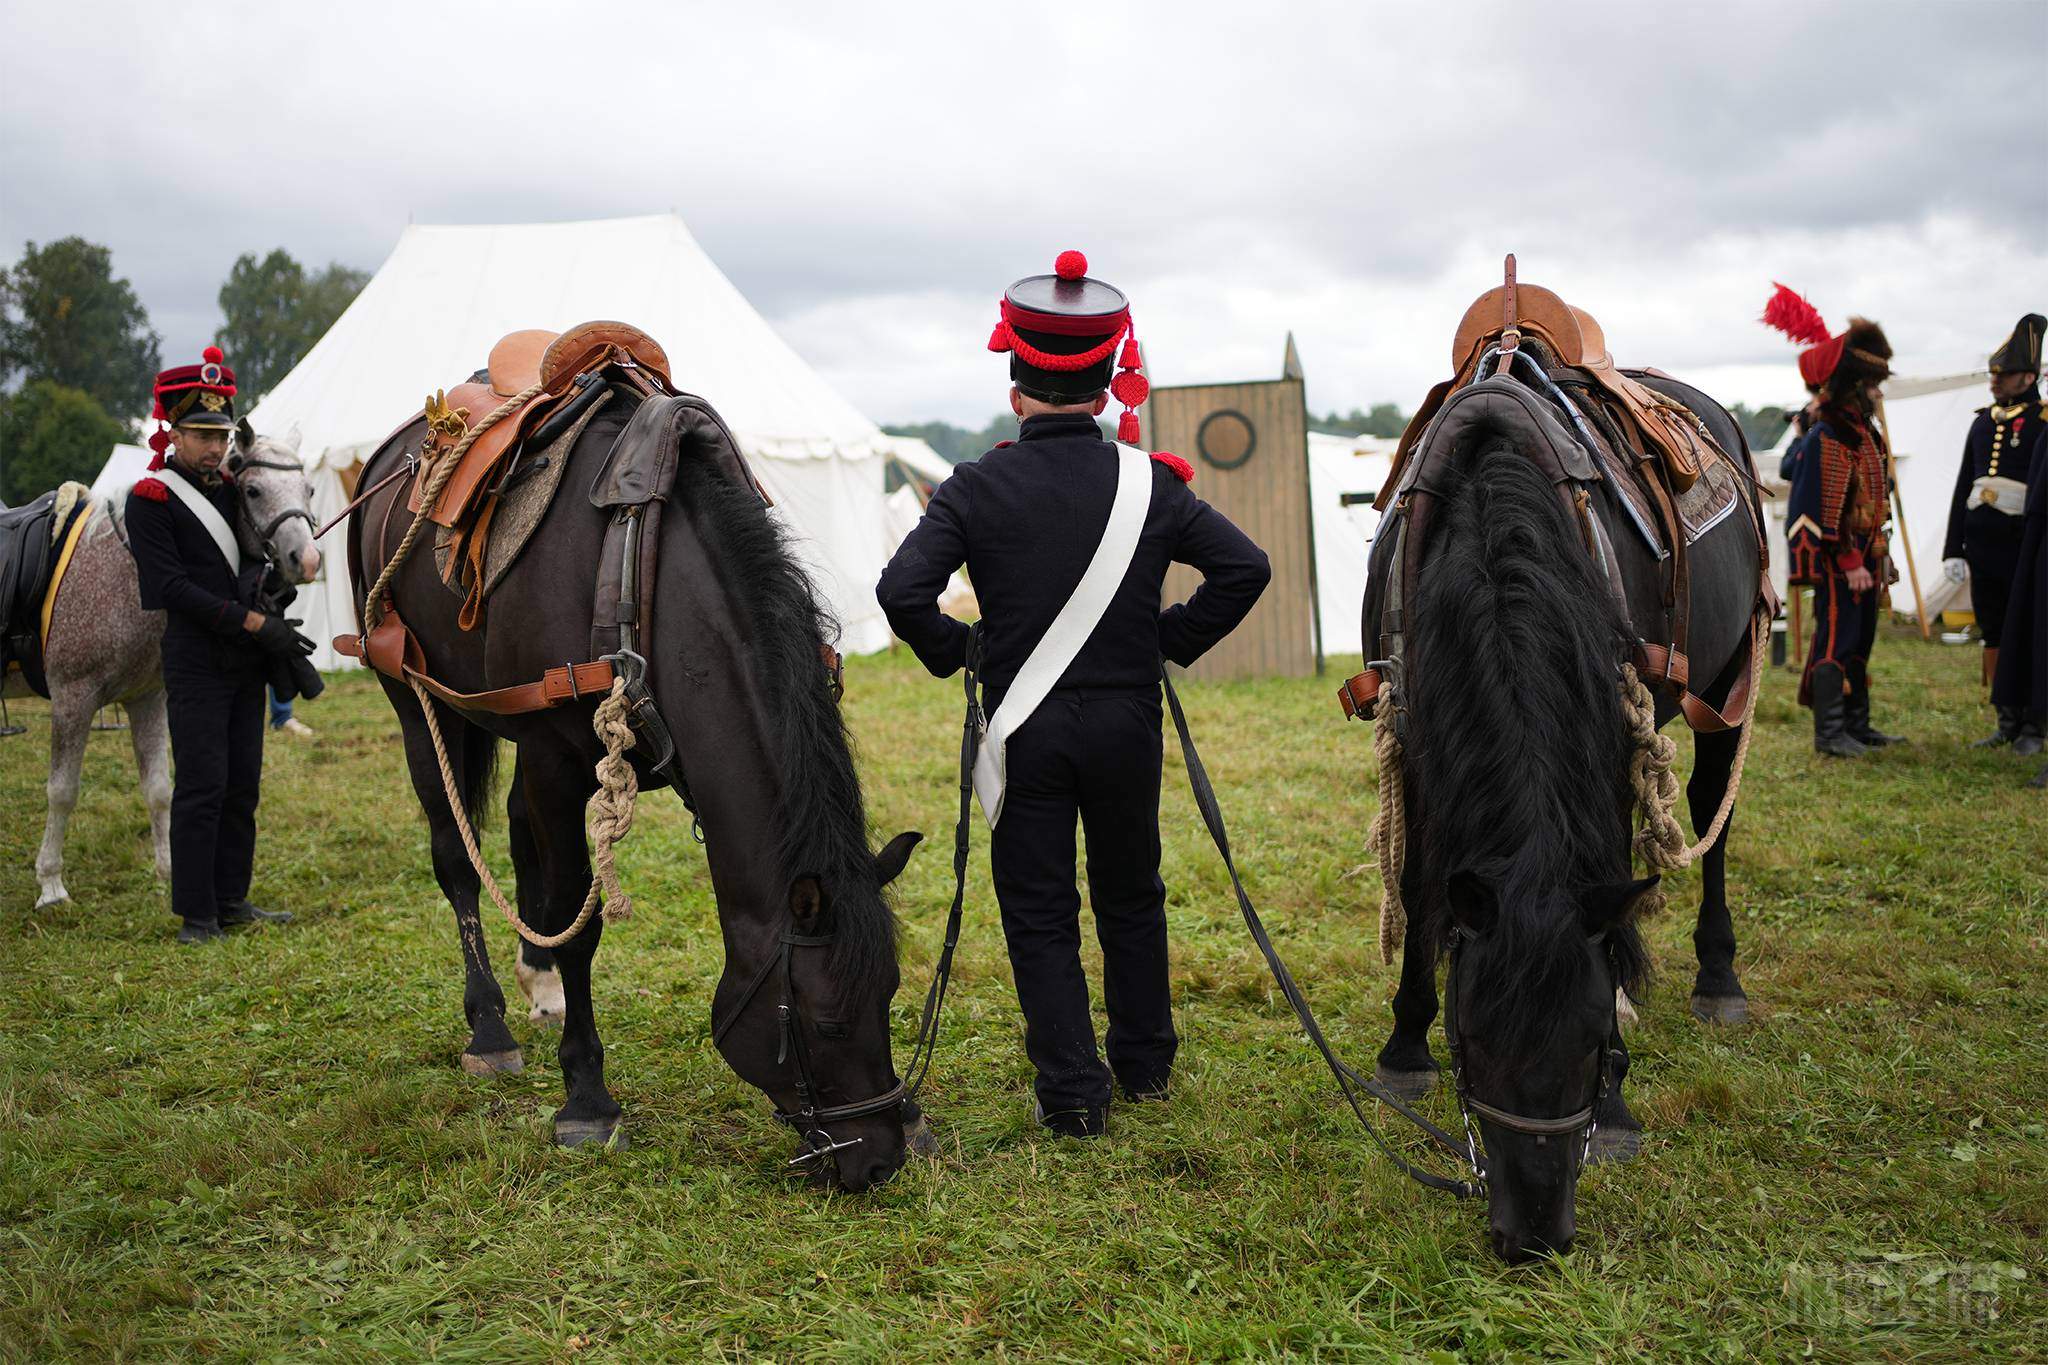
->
[153, 213, 902, 669]
[1307, 431, 1396, 656]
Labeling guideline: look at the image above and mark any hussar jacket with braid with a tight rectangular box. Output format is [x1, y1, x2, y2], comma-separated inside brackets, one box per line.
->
[1786, 405, 1892, 585]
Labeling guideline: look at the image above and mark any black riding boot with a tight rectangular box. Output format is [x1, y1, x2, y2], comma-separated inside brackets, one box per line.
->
[1810, 664, 1866, 758]
[1974, 705, 2023, 749]
[2016, 718, 2045, 758]
[1843, 662, 1904, 746]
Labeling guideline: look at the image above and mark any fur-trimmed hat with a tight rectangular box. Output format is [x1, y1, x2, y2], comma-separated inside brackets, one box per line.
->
[1761, 285, 1890, 392]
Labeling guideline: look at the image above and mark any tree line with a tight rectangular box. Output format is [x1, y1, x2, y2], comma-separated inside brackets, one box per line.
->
[0, 239, 366, 504]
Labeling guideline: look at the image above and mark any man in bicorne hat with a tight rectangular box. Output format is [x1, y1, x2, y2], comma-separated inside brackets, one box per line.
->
[125, 347, 308, 944]
[877, 250, 1270, 1137]
[1946, 314, 2045, 753]
[1763, 286, 1904, 758]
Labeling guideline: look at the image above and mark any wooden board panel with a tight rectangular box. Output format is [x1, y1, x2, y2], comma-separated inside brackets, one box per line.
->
[1150, 376, 1318, 679]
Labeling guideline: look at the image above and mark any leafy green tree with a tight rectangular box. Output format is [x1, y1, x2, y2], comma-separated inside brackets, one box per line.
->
[1310, 402, 1408, 438]
[0, 381, 129, 505]
[214, 250, 369, 403]
[884, 415, 1022, 464]
[0, 238, 161, 419]
[1727, 402, 1791, 453]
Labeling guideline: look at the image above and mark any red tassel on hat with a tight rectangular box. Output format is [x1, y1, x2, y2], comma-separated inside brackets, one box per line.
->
[1118, 336, 1140, 369]
[146, 426, 170, 462]
[1110, 370, 1149, 408]
[1118, 410, 1141, 444]
[988, 319, 1012, 353]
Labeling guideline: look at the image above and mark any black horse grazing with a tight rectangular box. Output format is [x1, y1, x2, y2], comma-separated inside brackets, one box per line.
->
[347, 394, 921, 1192]
[1365, 366, 1766, 1262]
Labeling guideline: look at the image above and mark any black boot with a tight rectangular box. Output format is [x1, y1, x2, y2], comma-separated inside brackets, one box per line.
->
[177, 919, 226, 946]
[1843, 664, 1905, 746]
[1810, 664, 1866, 758]
[1974, 706, 2023, 749]
[219, 899, 293, 928]
[2016, 720, 2045, 758]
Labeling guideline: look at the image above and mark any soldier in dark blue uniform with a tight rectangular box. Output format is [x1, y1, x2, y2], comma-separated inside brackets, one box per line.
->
[878, 251, 1269, 1137]
[1946, 314, 2045, 752]
[125, 349, 308, 944]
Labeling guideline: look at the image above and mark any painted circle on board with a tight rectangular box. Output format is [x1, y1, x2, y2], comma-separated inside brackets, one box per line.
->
[1196, 409, 1257, 471]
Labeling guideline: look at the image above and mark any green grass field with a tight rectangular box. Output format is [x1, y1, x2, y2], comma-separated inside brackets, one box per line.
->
[2, 626, 2041, 1361]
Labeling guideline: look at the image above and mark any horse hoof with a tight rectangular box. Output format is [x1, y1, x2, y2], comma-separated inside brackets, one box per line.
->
[554, 1116, 627, 1150]
[1690, 994, 1750, 1027]
[1373, 1064, 1438, 1102]
[34, 891, 69, 911]
[1588, 1126, 1641, 1165]
[460, 1048, 525, 1077]
[905, 1112, 939, 1158]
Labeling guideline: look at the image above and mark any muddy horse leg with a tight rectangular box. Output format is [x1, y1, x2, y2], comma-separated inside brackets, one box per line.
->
[506, 766, 564, 1026]
[33, 685, 95, 909]
[519, 744, 622, 1148]
[1686, 726, 1748, 1026]
[391, 689, 523, 1075]
[125, 689, 173, 882]
[1374, 915, 1441, 1100]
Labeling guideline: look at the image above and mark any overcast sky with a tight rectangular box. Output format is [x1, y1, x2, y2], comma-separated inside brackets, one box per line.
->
[4, 2, 2043, 426]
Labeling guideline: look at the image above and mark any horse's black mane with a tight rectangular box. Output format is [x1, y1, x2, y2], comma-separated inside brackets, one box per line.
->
[676, 456, 897, 994]
[1408, 441, 1649, 1045]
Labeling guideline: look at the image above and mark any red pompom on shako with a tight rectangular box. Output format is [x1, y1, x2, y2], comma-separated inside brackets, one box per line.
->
[989, 249, 1152, 446]
[147, 346, 239, 469]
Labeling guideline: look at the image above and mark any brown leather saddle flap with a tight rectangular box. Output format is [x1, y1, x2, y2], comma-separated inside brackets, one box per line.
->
[1579, 356, 1709, 492]
[406, 381, 536, 529]
[543, 321, 672, 393]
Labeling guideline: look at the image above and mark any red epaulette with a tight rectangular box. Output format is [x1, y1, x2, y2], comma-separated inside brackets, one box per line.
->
[132, 478, 169, 503]
[1151, 451, 1194, 484]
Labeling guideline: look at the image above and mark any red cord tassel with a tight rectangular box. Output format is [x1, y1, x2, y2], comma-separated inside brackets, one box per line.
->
[1118, 335, 1141, 369]
[1117, 410, 1140, 444]
[987, 321, 1011, 353]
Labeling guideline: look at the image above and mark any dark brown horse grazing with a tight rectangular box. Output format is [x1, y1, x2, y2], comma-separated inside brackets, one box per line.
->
[347, 395, 922, 1191]
[1364, 353, 1767, 1262]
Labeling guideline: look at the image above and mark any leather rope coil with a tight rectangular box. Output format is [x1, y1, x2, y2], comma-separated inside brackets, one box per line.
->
[364, 382, 642, 949]
[1622, 608, 1767, 885]
[1370, 714, 1408, 966]
[412, 673, 639, 948]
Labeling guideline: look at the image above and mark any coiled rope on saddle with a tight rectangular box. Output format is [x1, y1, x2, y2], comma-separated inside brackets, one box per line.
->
[1622, 608, 1767, 886]
[366, 384, 643, 949]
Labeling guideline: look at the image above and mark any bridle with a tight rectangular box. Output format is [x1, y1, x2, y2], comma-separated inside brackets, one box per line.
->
[225, 449, 318, 567]
[703, 633, 979, 1174]
[709, 929, 913, 1169]
[1440, 925, 1622, 1177]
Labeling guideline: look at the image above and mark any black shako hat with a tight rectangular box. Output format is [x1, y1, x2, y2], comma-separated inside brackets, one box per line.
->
[1989, 313, 2045, 376]
[147, 345, 238, 462]
[988, 250, 1150, 443]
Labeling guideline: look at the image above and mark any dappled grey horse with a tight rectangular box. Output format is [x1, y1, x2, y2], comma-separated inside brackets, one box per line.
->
[8, 423, 321, 910]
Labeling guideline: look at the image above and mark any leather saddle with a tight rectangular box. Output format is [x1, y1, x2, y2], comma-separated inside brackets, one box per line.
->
[396, 320, 768, 630]
[408, 320, 682, 530]
[1387, 256, 1714, 515]
[1, 491, 67, 696]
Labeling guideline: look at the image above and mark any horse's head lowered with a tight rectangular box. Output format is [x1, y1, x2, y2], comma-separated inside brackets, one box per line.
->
[1440, 868, 1654, 1262]
[711, 831, 923, 1192]
[228, 419, 320, 585]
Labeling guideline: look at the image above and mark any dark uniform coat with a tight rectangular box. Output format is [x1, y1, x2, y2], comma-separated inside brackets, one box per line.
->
[1786, 405, 1892, 706]
[1991, 421, 2048, 723]
[125, 471, 270, 927]
[877, 413, 1269, 1114]
[1943, 397, 2045, 648]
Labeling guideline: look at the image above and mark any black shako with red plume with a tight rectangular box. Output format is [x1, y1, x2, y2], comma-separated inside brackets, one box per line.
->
[989, 250, 1151, 444]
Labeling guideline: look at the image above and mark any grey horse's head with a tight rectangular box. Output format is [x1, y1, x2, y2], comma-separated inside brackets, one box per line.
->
[229, 419, 322, 586]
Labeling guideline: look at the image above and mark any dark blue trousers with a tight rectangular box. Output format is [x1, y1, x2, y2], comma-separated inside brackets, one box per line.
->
[989, 686, 1177, 1111]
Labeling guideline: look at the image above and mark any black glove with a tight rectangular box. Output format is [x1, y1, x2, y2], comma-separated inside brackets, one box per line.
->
[268, 651, 325, 704]
[253, 614, 315, 656]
